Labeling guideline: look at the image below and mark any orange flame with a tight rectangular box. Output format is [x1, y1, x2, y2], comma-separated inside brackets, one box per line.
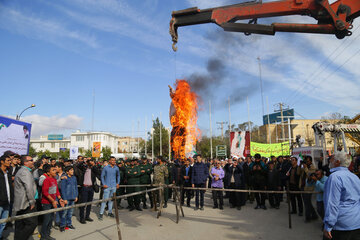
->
[170, 79, 200, 161]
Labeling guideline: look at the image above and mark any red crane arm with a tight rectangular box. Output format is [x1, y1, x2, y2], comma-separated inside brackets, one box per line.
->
[170, 0, 360, 51]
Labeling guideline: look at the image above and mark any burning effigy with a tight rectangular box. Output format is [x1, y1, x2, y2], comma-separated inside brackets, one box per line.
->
[169, 80, 200, 161]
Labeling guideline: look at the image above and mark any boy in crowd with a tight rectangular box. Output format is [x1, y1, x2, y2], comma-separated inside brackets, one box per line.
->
[41, 165, 65, 240]
[60, 166, 78, 232]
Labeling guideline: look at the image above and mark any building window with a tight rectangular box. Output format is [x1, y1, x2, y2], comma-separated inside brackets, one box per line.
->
[76, 136, 84, 142]
[51, 143, 55, 148]
[60, 143, 67, 148]
[40, 143, 44, 148]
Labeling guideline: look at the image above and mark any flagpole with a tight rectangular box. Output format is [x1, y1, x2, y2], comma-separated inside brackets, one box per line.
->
[209, 100, 213, 159]
[247, 96, 251, 142]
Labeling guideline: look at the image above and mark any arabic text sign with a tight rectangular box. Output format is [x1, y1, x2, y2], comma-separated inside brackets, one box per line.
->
[0, 116, 32, 156]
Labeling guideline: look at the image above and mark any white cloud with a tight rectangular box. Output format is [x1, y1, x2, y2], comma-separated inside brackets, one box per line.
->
[0, 5, 99, 49]
[51, 4, 169, 51]
[186, 0, 232, 8]
[20, 114, 83, 138]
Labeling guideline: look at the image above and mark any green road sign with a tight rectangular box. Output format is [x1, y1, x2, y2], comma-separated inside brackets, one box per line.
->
[216, 145, 227, 157]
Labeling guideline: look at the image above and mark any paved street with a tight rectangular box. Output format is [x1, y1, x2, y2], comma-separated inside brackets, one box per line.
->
[4, 192, 323, 240]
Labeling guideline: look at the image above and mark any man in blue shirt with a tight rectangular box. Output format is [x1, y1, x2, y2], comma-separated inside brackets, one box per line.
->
[311, 169, 328, 220]
[99, 156, 120, 220]
[323, 151, 360, 239]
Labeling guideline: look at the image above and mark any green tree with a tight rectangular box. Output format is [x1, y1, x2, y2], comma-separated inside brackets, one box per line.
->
[84, 149, 92, 158]
[36, 150, 44, 160]
[146, 118, 170, 159]
[101, 146, 112, 160]
[59, 149, 70, 159]
[196, 136, 229, 159]
[28, 145, 36, 157]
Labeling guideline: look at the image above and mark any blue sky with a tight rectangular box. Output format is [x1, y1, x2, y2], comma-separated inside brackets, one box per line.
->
[1, 0, 360, 139]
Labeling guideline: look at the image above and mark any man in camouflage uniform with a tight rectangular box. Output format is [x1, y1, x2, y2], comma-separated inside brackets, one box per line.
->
[139, 157, 153, 209]
[153, 156, 169, 208]
[125, 159, 142, 211]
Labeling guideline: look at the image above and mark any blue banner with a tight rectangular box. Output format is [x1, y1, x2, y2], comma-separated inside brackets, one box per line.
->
[263, 109, 294, 125]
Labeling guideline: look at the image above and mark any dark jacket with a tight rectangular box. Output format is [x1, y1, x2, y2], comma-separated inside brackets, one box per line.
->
[225, 165, 245, 188]
[223, 163, 231, 187]
[74, 163, 100, 188]
[241, 162, 251, 186]
[191, 162, 208, 185]
[0, 170, 14, 206]
[249, 161, 268, 187]
[287, 165, 302, 188]
[180, 165, 192, 185]
[277, 160, 291, 181]
[267, 169, 281, 190]
[171, 162, 182, 185]
[9, 165, 20, 179]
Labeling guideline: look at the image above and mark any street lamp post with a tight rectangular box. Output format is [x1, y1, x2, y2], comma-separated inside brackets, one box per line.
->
[16, 104, 36, 120]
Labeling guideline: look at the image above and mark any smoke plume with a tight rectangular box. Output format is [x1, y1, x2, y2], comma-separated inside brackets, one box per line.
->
[187, 30, 258, 109]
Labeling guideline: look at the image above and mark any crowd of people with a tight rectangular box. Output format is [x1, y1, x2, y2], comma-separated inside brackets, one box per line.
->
[0, 150, 359, 240]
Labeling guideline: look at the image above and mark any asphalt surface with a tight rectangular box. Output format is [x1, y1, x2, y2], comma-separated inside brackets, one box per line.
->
[4, 192, 324, 240]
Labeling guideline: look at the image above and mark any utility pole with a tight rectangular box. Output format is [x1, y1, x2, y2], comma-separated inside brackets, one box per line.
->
[209, 100, 213, 159]
[228, 97, 232, 149]
[145, 116, 147, 156]
[217, 121, 228, 140]
[247, 96, 252, 142]
[137, 120, 140, 153]
[266, 96, 271, 144]
[160, 112, 162, 156]
[274, 103, 289, 142]
[257, 57, 265, 117]
[151, 114, 154, 162]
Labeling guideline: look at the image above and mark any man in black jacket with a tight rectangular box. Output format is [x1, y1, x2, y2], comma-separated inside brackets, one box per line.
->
[75, 158, 100, 224]
[276, 156, 290, 202]
[180, 159, 192, 207]
[267, 161, 281, 209]
[0, 154, 13, 238]
[227, 160, 245, 210]
[250, 154, 268, 210]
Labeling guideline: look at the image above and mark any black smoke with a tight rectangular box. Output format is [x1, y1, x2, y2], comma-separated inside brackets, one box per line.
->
[187, 30, 259, 109]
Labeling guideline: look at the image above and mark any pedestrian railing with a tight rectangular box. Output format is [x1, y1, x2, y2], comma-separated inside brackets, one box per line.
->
[2, 184, 320, 239]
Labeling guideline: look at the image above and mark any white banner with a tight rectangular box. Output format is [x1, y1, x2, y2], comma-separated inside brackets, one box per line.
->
[230, 131, 247, 158]
[69, 146, 79, 160]
[0, 116, 32, 156]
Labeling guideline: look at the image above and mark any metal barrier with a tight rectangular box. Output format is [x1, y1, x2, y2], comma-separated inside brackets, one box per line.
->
[2, 184, 320, 239]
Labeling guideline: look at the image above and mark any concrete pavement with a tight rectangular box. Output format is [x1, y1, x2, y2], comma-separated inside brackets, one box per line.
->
[3, 192, 324, 240]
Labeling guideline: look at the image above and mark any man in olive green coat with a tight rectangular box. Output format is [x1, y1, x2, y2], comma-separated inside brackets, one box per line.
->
[139, 157, 153, 209]
[125, 159, 142, 211]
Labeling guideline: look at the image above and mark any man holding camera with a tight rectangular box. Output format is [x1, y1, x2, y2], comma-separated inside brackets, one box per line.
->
[250, 154, 267, 210]
[74, 158, 100, 224]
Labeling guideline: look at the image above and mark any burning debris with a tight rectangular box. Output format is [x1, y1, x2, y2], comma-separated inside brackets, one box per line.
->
[169, 80, 200, 161]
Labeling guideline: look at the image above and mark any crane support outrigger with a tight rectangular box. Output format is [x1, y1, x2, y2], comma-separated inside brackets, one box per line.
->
[170, 0, 360, 51]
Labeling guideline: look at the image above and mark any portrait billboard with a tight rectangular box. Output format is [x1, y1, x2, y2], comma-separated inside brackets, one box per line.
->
[0, 115, 32, 156]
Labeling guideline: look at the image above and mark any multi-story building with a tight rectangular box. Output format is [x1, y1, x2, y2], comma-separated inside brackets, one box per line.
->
[259, 119, 359, 154]
[30, 131, 142, 155]
[31, 134, 70, 153]
[117, 137, 142, 153]
[70, 131, 119, 154]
